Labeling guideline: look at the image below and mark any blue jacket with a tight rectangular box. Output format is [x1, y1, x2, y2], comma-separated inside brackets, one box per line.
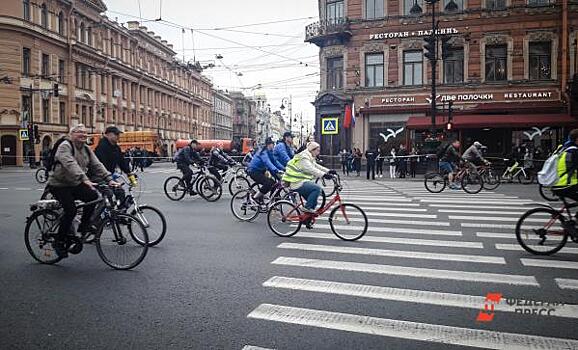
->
[248, 148, 284, 174]
[273, 141, 294, 167]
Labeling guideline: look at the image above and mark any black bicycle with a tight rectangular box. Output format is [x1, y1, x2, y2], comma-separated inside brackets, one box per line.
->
[25, 184, 149, 270]
[163, 166, 222, 202]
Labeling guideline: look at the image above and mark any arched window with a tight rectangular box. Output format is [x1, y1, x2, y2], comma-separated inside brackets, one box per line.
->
[87, 27, 92, 46]
[57, 11, 64, 35]
[79, 22, 85, 43]
[23, 0, 30, 21]
[41, 3, 48, 29]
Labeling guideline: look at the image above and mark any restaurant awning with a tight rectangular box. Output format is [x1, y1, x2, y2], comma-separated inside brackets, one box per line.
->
[406, 114, 578, 129]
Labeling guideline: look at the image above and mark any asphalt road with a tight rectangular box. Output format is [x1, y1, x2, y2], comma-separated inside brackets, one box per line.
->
[1, 163, 577, 350]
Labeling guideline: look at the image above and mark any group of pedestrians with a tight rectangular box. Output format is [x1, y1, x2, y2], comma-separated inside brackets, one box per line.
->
[339, 145, 420, 180]
[125, 147, 148, 172]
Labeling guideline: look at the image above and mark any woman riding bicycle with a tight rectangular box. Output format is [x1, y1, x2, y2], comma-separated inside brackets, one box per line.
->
[282, 142, 336, 214]
[247, 137, 284, 203]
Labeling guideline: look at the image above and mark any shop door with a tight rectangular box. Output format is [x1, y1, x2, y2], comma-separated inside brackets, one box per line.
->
[1, 135, 17, 166]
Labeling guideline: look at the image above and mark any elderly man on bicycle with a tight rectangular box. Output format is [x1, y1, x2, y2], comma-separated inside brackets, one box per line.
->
[283, 142, 336, 213]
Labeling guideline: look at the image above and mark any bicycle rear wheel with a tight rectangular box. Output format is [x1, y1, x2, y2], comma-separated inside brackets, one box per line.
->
[539, 184, 558, 202]
[515, 208, 568, 255]
[131, 205, 167, 247]
[199, 176, 222, 202]
[518, 171, 534, 185]
[329, 203, 368, 241]
[267, 200, 302, 237]
[96, 213, 149, 270]
[424, 173, 446, 193]
[24, 209, 62, 264]
[164, 176, 186, 201]
[230, 189, 260, 222]
[228, 175, 251, 195]
[461, 172, 483, 194]
[35, 168, 48, 184]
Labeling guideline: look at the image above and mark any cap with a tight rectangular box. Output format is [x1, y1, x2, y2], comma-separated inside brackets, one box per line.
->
[283, 131, 294, 138]
[105, 126, 123, 135]
[307, 142, 321, 152]
[265, 137, 275, 145]
[473, 141, 483, 148]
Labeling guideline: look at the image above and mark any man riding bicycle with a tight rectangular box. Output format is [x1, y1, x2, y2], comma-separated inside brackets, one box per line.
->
[48, 124, 118, 258]
[174, 140, 205, 196]
[209, 145, 236, 182]
[247, 137, 284, 203]
[462, 141, 489, 174]
[274, 131, 295, 168]
[553, 129, 578, 202]
[439, 139, 461, 190]
[283, 142, 336, 214]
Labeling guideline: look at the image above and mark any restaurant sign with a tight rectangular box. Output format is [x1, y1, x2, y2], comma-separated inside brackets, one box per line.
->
[375, 90, 558, 106]
[369, 28, 459, 40]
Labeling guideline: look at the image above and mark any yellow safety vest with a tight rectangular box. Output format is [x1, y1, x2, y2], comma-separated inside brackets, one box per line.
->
[282, 156, 314, 183]
[554, 146, 578, 188]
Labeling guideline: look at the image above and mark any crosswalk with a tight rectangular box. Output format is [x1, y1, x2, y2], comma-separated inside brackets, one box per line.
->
[244, 180, 578, 349]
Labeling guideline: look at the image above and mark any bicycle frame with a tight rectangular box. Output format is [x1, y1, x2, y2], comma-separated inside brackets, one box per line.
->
[284, 180, 348, 224]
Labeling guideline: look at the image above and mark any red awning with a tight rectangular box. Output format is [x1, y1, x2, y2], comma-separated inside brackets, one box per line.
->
[406, 114, 578, 129]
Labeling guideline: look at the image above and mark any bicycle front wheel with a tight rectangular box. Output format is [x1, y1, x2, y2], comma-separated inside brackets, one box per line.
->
[515, 208, 568, 255]
[518, 171, 534, 185]
[164, 176, 186, 201]
[228, 175, 251, 195]
[424, 173, 446, 193]
[131, 205, 167, 247]
[96, 213, 149, 270]
[267, 200, 302, 237]
[461, 172, 483, 194]
[539, 185, 559, 202]
[199, 176, 222, 202]
[481, 169, 500, 190]
[230, 189, 260, 222]
[315, 176, 337, 197]
[35, 168, 48, 184]
[24, 209, 62, 264]
[329, 203, 368, 241]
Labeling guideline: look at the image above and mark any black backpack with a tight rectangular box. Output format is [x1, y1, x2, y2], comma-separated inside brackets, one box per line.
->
[436, 143, 450, 159]
[47, 137, 80, 171]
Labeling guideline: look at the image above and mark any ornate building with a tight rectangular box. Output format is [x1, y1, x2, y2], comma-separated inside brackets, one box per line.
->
[213, 90, 233, 140]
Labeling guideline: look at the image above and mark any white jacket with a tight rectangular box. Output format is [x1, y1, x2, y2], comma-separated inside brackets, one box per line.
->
[288, 149, 329, 189]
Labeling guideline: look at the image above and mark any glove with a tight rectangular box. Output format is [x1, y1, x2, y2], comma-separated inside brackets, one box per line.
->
[328, 169, 337, 175]
[128, 174, 138, 187]
[323, 173, 333, 180]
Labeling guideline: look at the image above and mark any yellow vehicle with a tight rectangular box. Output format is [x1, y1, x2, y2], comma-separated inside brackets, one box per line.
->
[87, 131, 161, 156]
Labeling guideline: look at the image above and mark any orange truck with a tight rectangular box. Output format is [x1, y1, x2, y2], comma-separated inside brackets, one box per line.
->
[175, 138, 254, 154]
[88, 131, 161, 155]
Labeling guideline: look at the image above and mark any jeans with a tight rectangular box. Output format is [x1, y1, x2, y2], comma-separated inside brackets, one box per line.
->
[50, 184, 99, 240]
[295, 181, 322, 210]
[178, 164, 194, 189]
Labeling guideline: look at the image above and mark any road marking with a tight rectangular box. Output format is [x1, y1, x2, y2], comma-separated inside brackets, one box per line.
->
[477, 232, 516, 239]
[262, 276, 578, 320]
[277, 243, 505, 264]
[462, 223, 517, 229]
[413, 195, 521, 200]
[342, 196, 413, 202]
[317, 216, 448, 226]
[353, 211, 437, 219]
[495, 244, 578, 254]
[430, 204, 535, 210]
[298, 232, 484, 248]
[0, 188, 8, 190]
[347, 206, 427, 212]
[555, 278, 578, 290]
[272, 257, 539, 286]
[449, 215, 549, 223]
[248, 304, 577, 349]
[521, 258, 578, 270]
[439, 209, 537, 215]
[422, 199, 536, 205]
[314, 224, 462, 236]
[14, 187, 32, 191]
[349, 201, 421, 207]
[241, 346, 275, 350]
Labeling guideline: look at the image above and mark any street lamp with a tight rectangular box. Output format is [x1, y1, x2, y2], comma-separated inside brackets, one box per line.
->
[423, 0, 440, 139]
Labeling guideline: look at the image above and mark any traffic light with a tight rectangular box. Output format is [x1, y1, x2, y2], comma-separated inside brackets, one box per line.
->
[447, 101, 454, 131]
[446, 122, 453, 131]
[424, 34, 436, 61]
[53, 83, 59, 97]
[441, 35, 452, 60]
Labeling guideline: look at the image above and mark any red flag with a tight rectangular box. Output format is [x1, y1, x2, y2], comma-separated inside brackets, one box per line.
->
[344, 104, 352, 129]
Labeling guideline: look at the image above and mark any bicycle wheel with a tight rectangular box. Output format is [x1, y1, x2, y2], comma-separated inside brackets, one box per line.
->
[199, 176, 222, 202]
[267, 200, 302, 237]
[539, 185, 558, 202]
[96, 213, 149, 270]
[35, 168, 48, 184]
[315, 176, 337, 197]
[424, 173, 446, 193]
[461, 172, 483, 194]
[164, 176, 186, 201]
[329, 203, 368, 241]
[131, 205, 167, 247]
[481, 169, 501, 190]
[515, 207, 568, 255]
[228, 175, 251, 196]
[230, 189, 260, 222]
[24, 209, 62, 264]
[518, 171, 534, 185]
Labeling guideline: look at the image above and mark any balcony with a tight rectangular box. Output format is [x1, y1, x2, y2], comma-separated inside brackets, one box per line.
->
[305, 18, 351, 47]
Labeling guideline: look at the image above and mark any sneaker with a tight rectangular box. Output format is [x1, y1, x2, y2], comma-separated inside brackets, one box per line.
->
[302, 207, 316, 214]
[449, 185, 460, 190]
[189, 190, 198, 196]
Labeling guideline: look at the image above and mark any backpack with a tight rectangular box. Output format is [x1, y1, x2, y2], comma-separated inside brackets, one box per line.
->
[436, 144, 450, 159]
[538, 145, 576, 186]
[172, 147, 185, 163]
[47, 137, 74, 171]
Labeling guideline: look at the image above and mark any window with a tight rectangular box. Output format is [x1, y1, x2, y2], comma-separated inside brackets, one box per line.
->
[41, 54, 50, 77]
[326, 0, 344, 24]
[22, 95, 32, 123]
[529, 42, 551, 80]
[41, 3, 48, 29]
[58, 59, 65, 83]
[443, 0, 464, 11]
[485, 44, 507, 81]
[80, 65, 87, 89]
[443, 48, 464, 83]
[79, 23, 85, 43]
[404, 0, 424, 15]
[326, 57, 343, 89]
[101, 75, 106, 93]
[486, 0, 506, 10]
[81, 105, 87, 125]
[403, 50, 423, 85]
[23, 0, 30, 21]
[58, 12, 64, 34]
[366, 0, 384, 19]
[42, 98, 49, 123]
[87, 27, 92, 46]
[22, 47, 31, 76]
[59, 102, 66, 125]
[365, 53, 384, 87]
[122, 81, 127, 100]
[528, 0, 550, 6]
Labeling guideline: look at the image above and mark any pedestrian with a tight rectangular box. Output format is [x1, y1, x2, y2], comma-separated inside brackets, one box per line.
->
[409, 146, 418, 178]
[41, 147, 51, 169]
[376, 147, 384, 178]
[365, 148, 376, 180]
[389, 148, 397, 179]
[133, 147, 144, 172]
[347, 149, 354, 174]
[340, 149, 349, 176]
[397, 144, 408, 178]
[354, 148, 362, 176]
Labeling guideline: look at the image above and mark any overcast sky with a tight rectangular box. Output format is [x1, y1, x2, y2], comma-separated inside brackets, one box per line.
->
[105, 0, 320, 131]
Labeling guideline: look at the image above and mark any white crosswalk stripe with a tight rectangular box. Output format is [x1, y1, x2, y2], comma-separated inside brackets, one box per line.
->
[555, 278, 578, 290]
[297, 232, 484, 248]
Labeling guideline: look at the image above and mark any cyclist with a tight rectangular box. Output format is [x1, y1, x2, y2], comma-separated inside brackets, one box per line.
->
[242, 147, 256, 167]
[209, 144, 236, 182]
[274, 131, 295, 167]
[247, 137, 284, 203]
[552, 129, 578, 202]
[174, 140, 205, 196]
[462, 141, 489, 166]
[282, 142, 336, 214]
[47, 124, 118, 258]
[439, 139, 461, 190]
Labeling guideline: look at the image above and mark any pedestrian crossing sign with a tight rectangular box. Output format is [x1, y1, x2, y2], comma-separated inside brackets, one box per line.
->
[321, 117, 339, 135]
[19, 129, 29, 141]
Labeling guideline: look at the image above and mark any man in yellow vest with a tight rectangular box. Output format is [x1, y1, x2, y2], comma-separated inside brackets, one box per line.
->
[552, 129, 578, 201]
[282, 142, 336, 213]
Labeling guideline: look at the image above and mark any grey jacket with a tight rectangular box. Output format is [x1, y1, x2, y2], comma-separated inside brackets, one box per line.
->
[462, 145, 485, 162]
[48, 139, 112, 187]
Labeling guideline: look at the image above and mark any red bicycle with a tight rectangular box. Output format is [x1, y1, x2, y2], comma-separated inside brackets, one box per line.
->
[266, 175, 368, 241]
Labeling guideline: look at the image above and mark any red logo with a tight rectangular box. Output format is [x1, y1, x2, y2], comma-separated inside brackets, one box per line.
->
[476, 292, 503, 322]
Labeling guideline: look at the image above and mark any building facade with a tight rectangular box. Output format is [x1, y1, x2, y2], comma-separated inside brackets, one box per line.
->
[307, 0, 578, 157]
[0, 0, 212, 165]
[229, 91, 257, 144]
[213, 90, 233, 140]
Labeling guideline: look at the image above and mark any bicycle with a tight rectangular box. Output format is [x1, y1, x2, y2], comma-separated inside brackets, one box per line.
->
[477, 163, 500, 191]
[539, 184, 558, 202]
[315, 172, 340, 197]
[218, 162, 251, 195]
[424, 161, 484, 194]
[24, 184, 149, 270]
[230, 179, 291, 222]
[267, 175, 367, 241]
[35, 167, 50, 184]
[500, 160, 534, 184]
[163, 166, 222, 202]
[515, 195, 578, 256]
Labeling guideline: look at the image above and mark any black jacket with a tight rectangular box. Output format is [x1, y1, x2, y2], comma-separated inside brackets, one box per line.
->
[95, 137, 131, 174]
